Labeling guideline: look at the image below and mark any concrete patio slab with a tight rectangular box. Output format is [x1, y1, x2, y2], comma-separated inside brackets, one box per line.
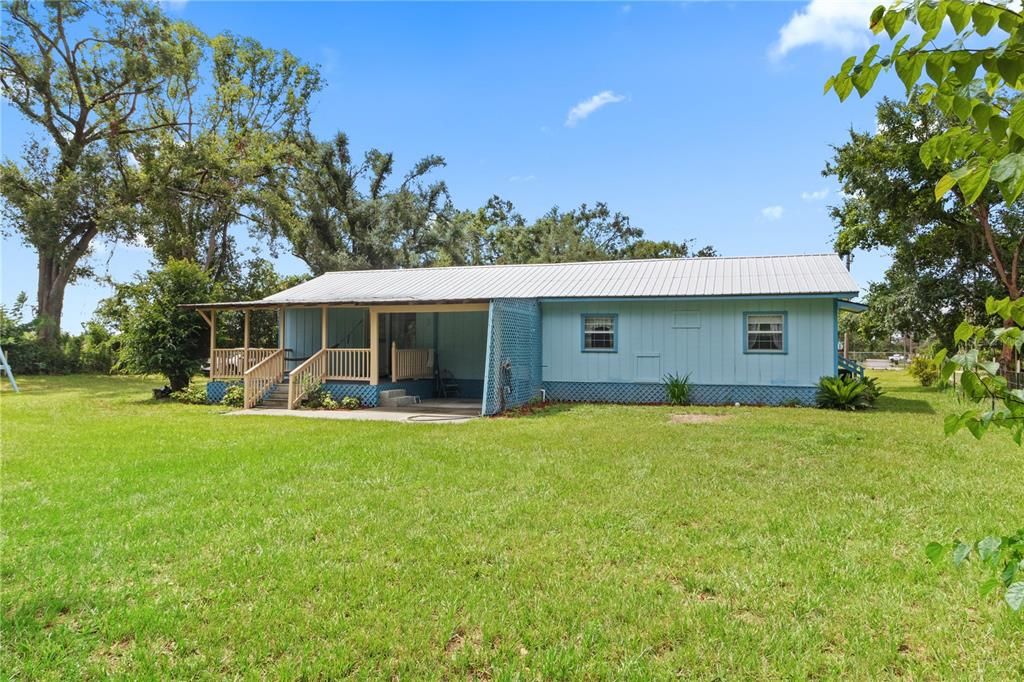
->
[226, 399, 480, 423]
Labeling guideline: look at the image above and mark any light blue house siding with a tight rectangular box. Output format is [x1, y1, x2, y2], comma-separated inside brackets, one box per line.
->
[540, 298, 837, 405]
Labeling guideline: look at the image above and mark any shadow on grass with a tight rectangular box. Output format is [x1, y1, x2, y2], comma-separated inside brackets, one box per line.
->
[876, 395, 936, 414]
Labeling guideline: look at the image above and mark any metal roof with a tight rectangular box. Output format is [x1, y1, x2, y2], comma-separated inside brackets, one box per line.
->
[225, 254, 859, 306]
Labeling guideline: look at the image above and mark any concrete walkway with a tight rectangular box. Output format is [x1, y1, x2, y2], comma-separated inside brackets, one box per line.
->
[226, 399, 481, 423]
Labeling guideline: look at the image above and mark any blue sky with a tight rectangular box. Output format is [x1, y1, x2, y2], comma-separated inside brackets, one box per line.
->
[1, 0, 901, 332]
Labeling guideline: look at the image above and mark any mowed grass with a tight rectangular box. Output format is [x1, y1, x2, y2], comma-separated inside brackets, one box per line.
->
[1, 373, 1021, 679]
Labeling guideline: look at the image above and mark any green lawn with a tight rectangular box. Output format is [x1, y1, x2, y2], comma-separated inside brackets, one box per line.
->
[2, 373, 1021, 679]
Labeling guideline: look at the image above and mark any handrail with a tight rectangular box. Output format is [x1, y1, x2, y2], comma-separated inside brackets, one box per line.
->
[243, 349, 284, 409]
[324, 348, 372, 381]
[288, 349, 327, 410]
[838, 356, 865, 378]
[211, 347, 279, 379]
[391, 343, 431, 382]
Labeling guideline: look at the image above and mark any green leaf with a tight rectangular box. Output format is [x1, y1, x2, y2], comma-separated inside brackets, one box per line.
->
[946, 0, 972, 33]
[972, 3, 996, 35]
[833, 73, 854, 102]
[896, 53, 927, 94]
[863, 44, 880, 64]
[853, 64, 882, 96]
[954, 157, 992, 205]
[1009, 100, 1024, 139]
[917, 1, 946, 34]
[991, 115, 1010, 143]
[972, 103, 993, 131]
[977, 535, 1002, 563]
[979, 576, 1000, 597]
[925, 542, 946, 563]
[951, 52, 980, 84]
[951, 95, 972, 122]
[954, 319, 976, 344]
[960, 369, 986, 401]
[935, 172, 958, 199]
[1006, 581, 1024, 611]
[1002, 560, 1019, 586]
[884, 8, 907, 38]
[991, 153, 1024, 204]
[997, 56, 1023, 88]
[952, 541, 972, 566]
[926, 53, 951, 86]
[824, 75, 836, 94]
[965, 416, 987, 439]
[870, 5, 886, 33]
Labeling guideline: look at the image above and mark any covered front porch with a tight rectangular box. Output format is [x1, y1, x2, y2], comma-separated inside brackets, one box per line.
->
[199, 303, 490, 411]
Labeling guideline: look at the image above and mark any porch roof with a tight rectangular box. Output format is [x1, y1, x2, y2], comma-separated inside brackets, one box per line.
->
[183, 253, 861, 309]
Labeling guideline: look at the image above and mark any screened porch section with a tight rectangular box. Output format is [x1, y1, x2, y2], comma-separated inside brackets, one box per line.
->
[206, 304, 489, 409]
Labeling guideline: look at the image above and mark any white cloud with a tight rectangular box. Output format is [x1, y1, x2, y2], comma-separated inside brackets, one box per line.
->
[508, 175, 536, 183]
[801, 189, 828, 201]
[565, 90, 626, 128]
[761, 205, 784, 221]
[770, 0, 877, 59]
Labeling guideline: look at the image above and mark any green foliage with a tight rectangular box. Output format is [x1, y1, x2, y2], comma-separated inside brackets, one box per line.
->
[171, 384, 208, 405]
[815, 375, 877, 411]
[906, 354, 939, 386]
[826, 0, 1024, 206]
[926, 530, 1024, 611]
[220, 385, 245, 408]
[339, 396, 361, 410]
[302, 386, 339, 410]
[859, 375, 884, 403]
[0, 0, 177, 340]
[663, 372, 692, 405]
[826, 96, 1014, 343]
[116, 260, 219, 391]
[0, 292, 117, 374]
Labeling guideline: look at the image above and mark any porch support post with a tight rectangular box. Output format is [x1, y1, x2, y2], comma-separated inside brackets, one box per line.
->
[243, 309, 250, 373]
[209, 309, 217, 379]
[321, 305, 328, 350]
[278, 306, 285, 350]
[369, 308, 379, 385]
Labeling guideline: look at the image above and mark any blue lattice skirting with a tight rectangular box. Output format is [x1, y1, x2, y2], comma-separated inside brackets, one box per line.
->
[206, 380, 241, 403]
[542, 381, 818, 406]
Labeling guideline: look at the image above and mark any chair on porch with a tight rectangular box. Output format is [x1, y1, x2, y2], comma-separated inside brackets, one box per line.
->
[433, 356, 460, 398]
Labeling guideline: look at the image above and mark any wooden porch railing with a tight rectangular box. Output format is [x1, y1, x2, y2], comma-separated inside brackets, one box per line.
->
[288, 349, 327, 409]
[243, 349, 284, 409]
[211, 347, 279, 379]
[324, 348, 372, 381]
[391, 343, 431, 382]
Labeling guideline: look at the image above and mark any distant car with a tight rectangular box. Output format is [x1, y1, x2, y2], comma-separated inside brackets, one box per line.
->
[888, 353, 906, 364]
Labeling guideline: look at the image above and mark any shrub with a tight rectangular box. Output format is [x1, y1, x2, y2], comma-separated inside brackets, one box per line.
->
[303, 386, 338, 409]
[171, 384, 208, 405]
[221, 385, 245, 408]
[815, 375, 874, 411]
[859, 375, 884, 403]
[907, 354, 938, 386]
[117, 260, 219, 391]
[663, 372, 692, 405]
[340, 396, 361, 410]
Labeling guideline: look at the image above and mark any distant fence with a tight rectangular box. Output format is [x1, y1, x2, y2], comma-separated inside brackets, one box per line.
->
[846, 351, 907, 367]
[1005, 371, 1024, 390]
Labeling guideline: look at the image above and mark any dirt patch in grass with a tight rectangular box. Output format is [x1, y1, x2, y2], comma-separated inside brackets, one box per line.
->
[669, 413, 730, 425]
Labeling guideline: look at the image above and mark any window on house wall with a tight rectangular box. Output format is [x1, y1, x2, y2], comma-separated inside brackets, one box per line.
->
[745, 313, 785, 353]
[582, 314, 617, 352]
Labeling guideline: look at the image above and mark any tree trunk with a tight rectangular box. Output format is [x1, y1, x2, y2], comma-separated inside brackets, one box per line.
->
[35, 253, 68, 343]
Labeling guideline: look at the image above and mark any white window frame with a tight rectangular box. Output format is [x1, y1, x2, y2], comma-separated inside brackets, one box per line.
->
[744, 312, 786, 354]
[581, 314, 617, 352]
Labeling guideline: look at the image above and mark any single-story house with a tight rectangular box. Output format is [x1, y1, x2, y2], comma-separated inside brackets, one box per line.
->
[187, 253, 864, 414]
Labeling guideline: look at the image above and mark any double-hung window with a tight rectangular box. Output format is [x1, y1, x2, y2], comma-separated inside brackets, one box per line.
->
[745, 313, 785, 353]
[582, 314, 617, 352]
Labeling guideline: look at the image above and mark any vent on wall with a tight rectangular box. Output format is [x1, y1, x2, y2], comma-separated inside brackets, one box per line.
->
[635, 353, 661, 381]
